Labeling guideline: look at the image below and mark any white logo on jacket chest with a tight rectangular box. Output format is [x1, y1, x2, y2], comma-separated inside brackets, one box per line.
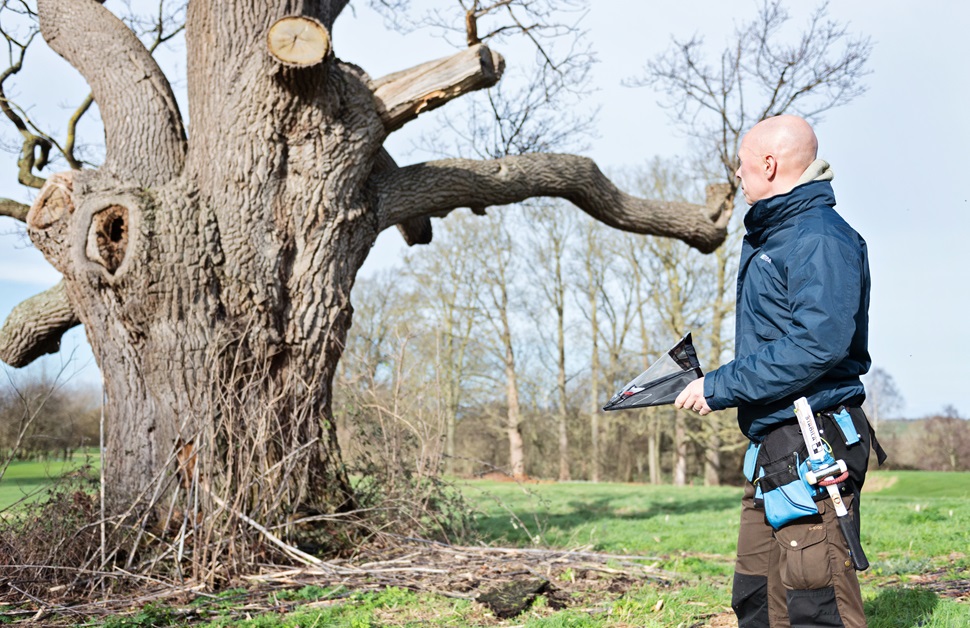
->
[759, 253, 772, 264]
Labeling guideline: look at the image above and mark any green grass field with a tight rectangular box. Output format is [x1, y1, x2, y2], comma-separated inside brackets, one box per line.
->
[1, 462, 968, 626]
[460, 471, 970, 626]
[0, 451, 100, 511]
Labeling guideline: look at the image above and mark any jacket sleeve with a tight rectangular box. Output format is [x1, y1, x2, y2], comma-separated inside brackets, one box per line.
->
[704, 232, 864, 409]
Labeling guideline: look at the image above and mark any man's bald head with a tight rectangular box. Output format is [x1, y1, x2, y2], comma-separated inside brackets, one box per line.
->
[735, 115, 819, 205]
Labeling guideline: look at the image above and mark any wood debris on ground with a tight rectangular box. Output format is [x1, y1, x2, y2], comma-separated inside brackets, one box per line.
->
[0, 538, 677, 625]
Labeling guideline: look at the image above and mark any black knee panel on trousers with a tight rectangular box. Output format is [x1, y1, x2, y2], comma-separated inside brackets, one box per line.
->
[732, 572, 769, 628]
[787, 587, 844, 627]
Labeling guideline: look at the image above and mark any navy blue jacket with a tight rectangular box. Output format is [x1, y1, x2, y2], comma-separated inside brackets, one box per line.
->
[703, 179, 871, 441]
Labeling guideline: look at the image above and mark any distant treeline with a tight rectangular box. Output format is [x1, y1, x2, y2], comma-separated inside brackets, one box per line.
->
[876, 416, 970, 471]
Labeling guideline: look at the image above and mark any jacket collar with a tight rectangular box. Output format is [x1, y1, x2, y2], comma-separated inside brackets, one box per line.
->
[743, 180, 836, 246]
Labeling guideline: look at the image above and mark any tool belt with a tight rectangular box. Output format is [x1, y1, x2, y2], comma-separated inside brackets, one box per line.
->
[744, 405, 886, 530]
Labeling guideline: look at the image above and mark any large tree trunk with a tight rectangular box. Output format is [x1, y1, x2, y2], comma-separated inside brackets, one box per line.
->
[27, 2, 385, 523]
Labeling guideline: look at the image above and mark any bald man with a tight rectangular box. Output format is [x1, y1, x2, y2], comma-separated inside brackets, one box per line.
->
[675, 115, 884, 627]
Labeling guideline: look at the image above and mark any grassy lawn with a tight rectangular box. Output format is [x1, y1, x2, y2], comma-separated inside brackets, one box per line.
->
[0, 450, 100, 511]
[458, 471, 970, 626]
[1, 463, 968, 626]
[461, 479, 742, 576]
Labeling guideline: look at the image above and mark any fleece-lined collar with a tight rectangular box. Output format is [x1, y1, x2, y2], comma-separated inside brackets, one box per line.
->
[795, 159, 834, 186]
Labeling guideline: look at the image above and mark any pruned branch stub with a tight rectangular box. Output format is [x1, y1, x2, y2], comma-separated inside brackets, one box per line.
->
[267, 16, 331, 67]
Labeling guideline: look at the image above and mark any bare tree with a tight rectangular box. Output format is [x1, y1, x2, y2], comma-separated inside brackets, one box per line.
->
[624, 158, 746, 486]
[919, 413, 970, 472]
[620, 161, 712, 486]
[0, 0, 730, 568]
[862, 366, 905, 427]
[1, 357, 97, 474]
[634, 0, 872, 191]
[468, 210, 529, 478]
[576, 219, 606, 481]
[524, 200, 575, 480]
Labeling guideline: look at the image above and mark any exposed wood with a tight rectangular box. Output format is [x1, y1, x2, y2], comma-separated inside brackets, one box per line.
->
[0, 281, 80, 368]
[37, 0, 185, 185]
[26, 171, 75, 231]
[465, 9, 481, 47]
[266, 16, 330, 67]
[372, 44, 505, 132]
[374, 154, 735, 254]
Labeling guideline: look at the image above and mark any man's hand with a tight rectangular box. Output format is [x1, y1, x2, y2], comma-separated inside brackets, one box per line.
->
[674, 377, 713, 415]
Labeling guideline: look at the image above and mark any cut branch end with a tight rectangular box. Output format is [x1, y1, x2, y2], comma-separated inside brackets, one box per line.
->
[705, 182, 735, 229]
[267, 16, 331, 67]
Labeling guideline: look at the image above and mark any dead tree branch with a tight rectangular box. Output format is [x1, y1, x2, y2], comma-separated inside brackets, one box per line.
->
[371, 44, 505, 133]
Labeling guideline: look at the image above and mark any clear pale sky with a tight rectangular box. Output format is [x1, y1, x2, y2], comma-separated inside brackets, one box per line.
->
[1, 1, 967, 419]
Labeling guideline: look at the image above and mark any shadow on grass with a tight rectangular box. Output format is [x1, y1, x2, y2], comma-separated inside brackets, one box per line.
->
[865, 587, 938, 628]
[474, 493, 740, 544]
[565, 494, 740, 518]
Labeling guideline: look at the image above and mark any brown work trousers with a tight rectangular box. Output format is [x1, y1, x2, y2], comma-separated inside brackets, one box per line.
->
[732, 480, 867, 627]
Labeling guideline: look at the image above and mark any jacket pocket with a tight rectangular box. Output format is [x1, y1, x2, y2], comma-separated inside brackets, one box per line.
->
[775, 519, 832, 590]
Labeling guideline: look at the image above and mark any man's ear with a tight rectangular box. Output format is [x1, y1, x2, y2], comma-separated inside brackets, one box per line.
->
[764, 154, 778, 180]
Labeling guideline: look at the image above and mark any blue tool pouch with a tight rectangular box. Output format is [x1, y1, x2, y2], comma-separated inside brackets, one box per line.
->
[752, 421, 821, 529]
[757, 452, 819, 529]
[752, 406, 886, 530]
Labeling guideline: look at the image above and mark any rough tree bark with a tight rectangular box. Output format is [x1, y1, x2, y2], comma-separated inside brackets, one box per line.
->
[1, 0, 731, 533]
